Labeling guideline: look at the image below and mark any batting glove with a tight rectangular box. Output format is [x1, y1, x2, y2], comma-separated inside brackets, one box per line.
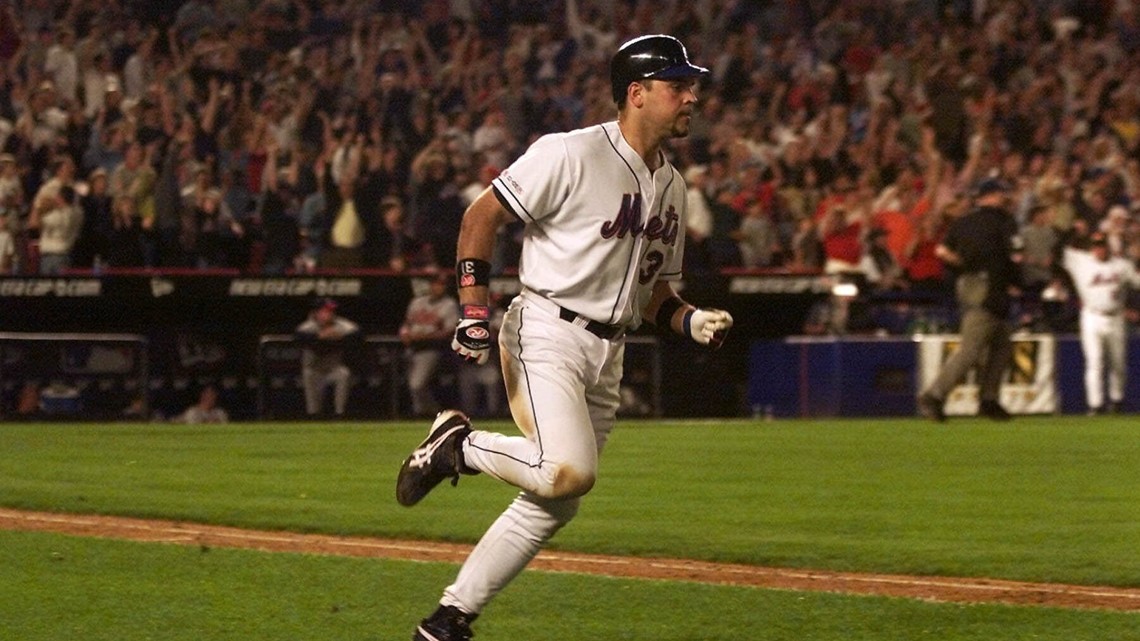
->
[452, 304, 491, 365]
[684, 308, 733, 350]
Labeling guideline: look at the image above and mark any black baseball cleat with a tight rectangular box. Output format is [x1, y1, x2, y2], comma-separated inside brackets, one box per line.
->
[917, 393, 946, 423]
[978, 400, 1012, 421]
[396, 410, 478, 507]
[413, 604, 478, 641]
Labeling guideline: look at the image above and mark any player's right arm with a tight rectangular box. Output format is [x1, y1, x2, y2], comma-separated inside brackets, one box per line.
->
[451, 186, 514, 364]
[455, 186, 512, 307]
[294, 318, 319, 342]
[1061, 245, 1088, 276]
[934, 222, 963, 267]
[1124, 259, 1140, 289]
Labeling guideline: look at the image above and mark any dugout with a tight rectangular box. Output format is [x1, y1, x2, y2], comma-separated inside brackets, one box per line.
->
[0, 270, 831, 419]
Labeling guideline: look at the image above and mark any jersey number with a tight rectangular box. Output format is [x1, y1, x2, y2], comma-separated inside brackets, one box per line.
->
[639, 250, 664, 284]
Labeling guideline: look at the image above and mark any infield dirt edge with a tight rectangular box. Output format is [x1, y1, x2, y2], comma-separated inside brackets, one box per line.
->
[2, 508, 1138, 612]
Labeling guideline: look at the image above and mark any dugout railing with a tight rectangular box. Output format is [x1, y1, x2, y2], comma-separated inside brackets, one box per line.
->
[255, 334, 662, 421]
[256, 334, 406, 420]
[0, 331, 661, 421]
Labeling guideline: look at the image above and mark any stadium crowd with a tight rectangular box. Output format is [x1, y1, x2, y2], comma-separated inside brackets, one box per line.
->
[0, 0, 1138, 332]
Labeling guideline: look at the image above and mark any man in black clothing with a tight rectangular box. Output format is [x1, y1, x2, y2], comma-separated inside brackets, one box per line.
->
[918, 178, 1020, 421]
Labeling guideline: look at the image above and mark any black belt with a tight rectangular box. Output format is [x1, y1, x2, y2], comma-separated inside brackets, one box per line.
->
[558, 306, 625, 340]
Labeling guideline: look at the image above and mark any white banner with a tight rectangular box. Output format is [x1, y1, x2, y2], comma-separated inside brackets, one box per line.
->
[916, 333, 1057, 416]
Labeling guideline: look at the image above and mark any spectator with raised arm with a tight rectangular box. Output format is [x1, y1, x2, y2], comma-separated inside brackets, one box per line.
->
[36, 182, 81, 274]
[316, 130, 369, 270]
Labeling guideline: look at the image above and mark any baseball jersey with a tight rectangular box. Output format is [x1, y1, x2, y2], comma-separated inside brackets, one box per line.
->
[295, 316, 360, 370]
[403, 294, 461, 343]
[1063, 247, 1140, 314]
[491, 121, 687, 328]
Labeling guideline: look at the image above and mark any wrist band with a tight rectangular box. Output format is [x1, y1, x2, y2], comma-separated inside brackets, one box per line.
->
[457, 258, 492, 288]
[462, 304, 490, 320]
[656, 296, 685, 329]
[682, 309, 694, 338]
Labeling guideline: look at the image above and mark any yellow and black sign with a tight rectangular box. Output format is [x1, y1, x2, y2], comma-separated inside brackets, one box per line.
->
[921, 334, 1057, 416]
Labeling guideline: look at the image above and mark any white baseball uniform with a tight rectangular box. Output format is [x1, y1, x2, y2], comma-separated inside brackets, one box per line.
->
[440, 121, 688, 614]
[1063, 246, 1140, 410]
[295, 315, 359, 416]
[401, 291, 460, 416]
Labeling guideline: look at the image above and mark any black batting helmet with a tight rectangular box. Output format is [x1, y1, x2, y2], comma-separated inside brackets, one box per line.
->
[610, 34, 708, 106]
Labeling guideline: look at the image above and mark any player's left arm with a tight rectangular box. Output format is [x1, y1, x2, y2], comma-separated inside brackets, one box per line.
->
[1125, 261, 1140, 323]
[644, 280, 733, 349]
[1125, 259, 1140, 289]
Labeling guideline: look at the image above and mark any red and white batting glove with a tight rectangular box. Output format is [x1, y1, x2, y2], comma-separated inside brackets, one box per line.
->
[452, 304, 491, 365]
[684, 308, 733, 350]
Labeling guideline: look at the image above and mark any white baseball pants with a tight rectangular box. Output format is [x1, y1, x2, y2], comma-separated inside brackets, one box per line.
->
[441, 290, 624, 614]
[301, 364, 350, 415]
[1080, 309, 1128, 410]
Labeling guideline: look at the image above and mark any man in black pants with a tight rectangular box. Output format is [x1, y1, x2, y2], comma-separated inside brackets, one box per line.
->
[919, 178, 1020, 421]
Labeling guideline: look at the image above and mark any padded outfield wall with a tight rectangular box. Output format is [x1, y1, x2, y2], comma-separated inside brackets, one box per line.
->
[748, 334, 1140, 417]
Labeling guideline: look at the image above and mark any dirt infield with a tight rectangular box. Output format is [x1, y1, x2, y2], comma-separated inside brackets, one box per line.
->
[3, 508, 1139, 612]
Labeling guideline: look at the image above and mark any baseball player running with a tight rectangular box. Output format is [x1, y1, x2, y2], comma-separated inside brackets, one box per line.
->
[395, 34, 733, 641]
[1062, 232, 1140, 414]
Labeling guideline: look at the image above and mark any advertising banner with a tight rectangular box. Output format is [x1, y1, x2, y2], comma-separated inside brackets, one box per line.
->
[916, 333, 1057, 415]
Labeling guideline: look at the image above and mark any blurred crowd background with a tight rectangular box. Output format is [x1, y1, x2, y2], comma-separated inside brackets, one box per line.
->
[1, 0, 1139, 334]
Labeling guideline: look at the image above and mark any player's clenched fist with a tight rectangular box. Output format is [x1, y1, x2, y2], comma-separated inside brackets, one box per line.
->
[452, 304, 491, 364]
[684, 308, 733, 350]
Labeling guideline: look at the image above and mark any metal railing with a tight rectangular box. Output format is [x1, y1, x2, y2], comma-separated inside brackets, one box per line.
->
[255, 334, 662, 420]
[0, 331, 659, 421]
[256, 334, 405, 420]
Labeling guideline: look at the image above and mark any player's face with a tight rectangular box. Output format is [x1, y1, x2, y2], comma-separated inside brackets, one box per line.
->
[644, 78, 700, 138]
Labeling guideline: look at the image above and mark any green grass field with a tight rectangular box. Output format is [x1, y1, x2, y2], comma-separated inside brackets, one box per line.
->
[2, 416, 1138, 640]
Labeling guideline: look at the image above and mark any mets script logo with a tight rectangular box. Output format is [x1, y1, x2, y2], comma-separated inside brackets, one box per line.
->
[1091, 272, 1121, 286]
[601, 193, 680, 283]
[600, 194, 680, 246]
